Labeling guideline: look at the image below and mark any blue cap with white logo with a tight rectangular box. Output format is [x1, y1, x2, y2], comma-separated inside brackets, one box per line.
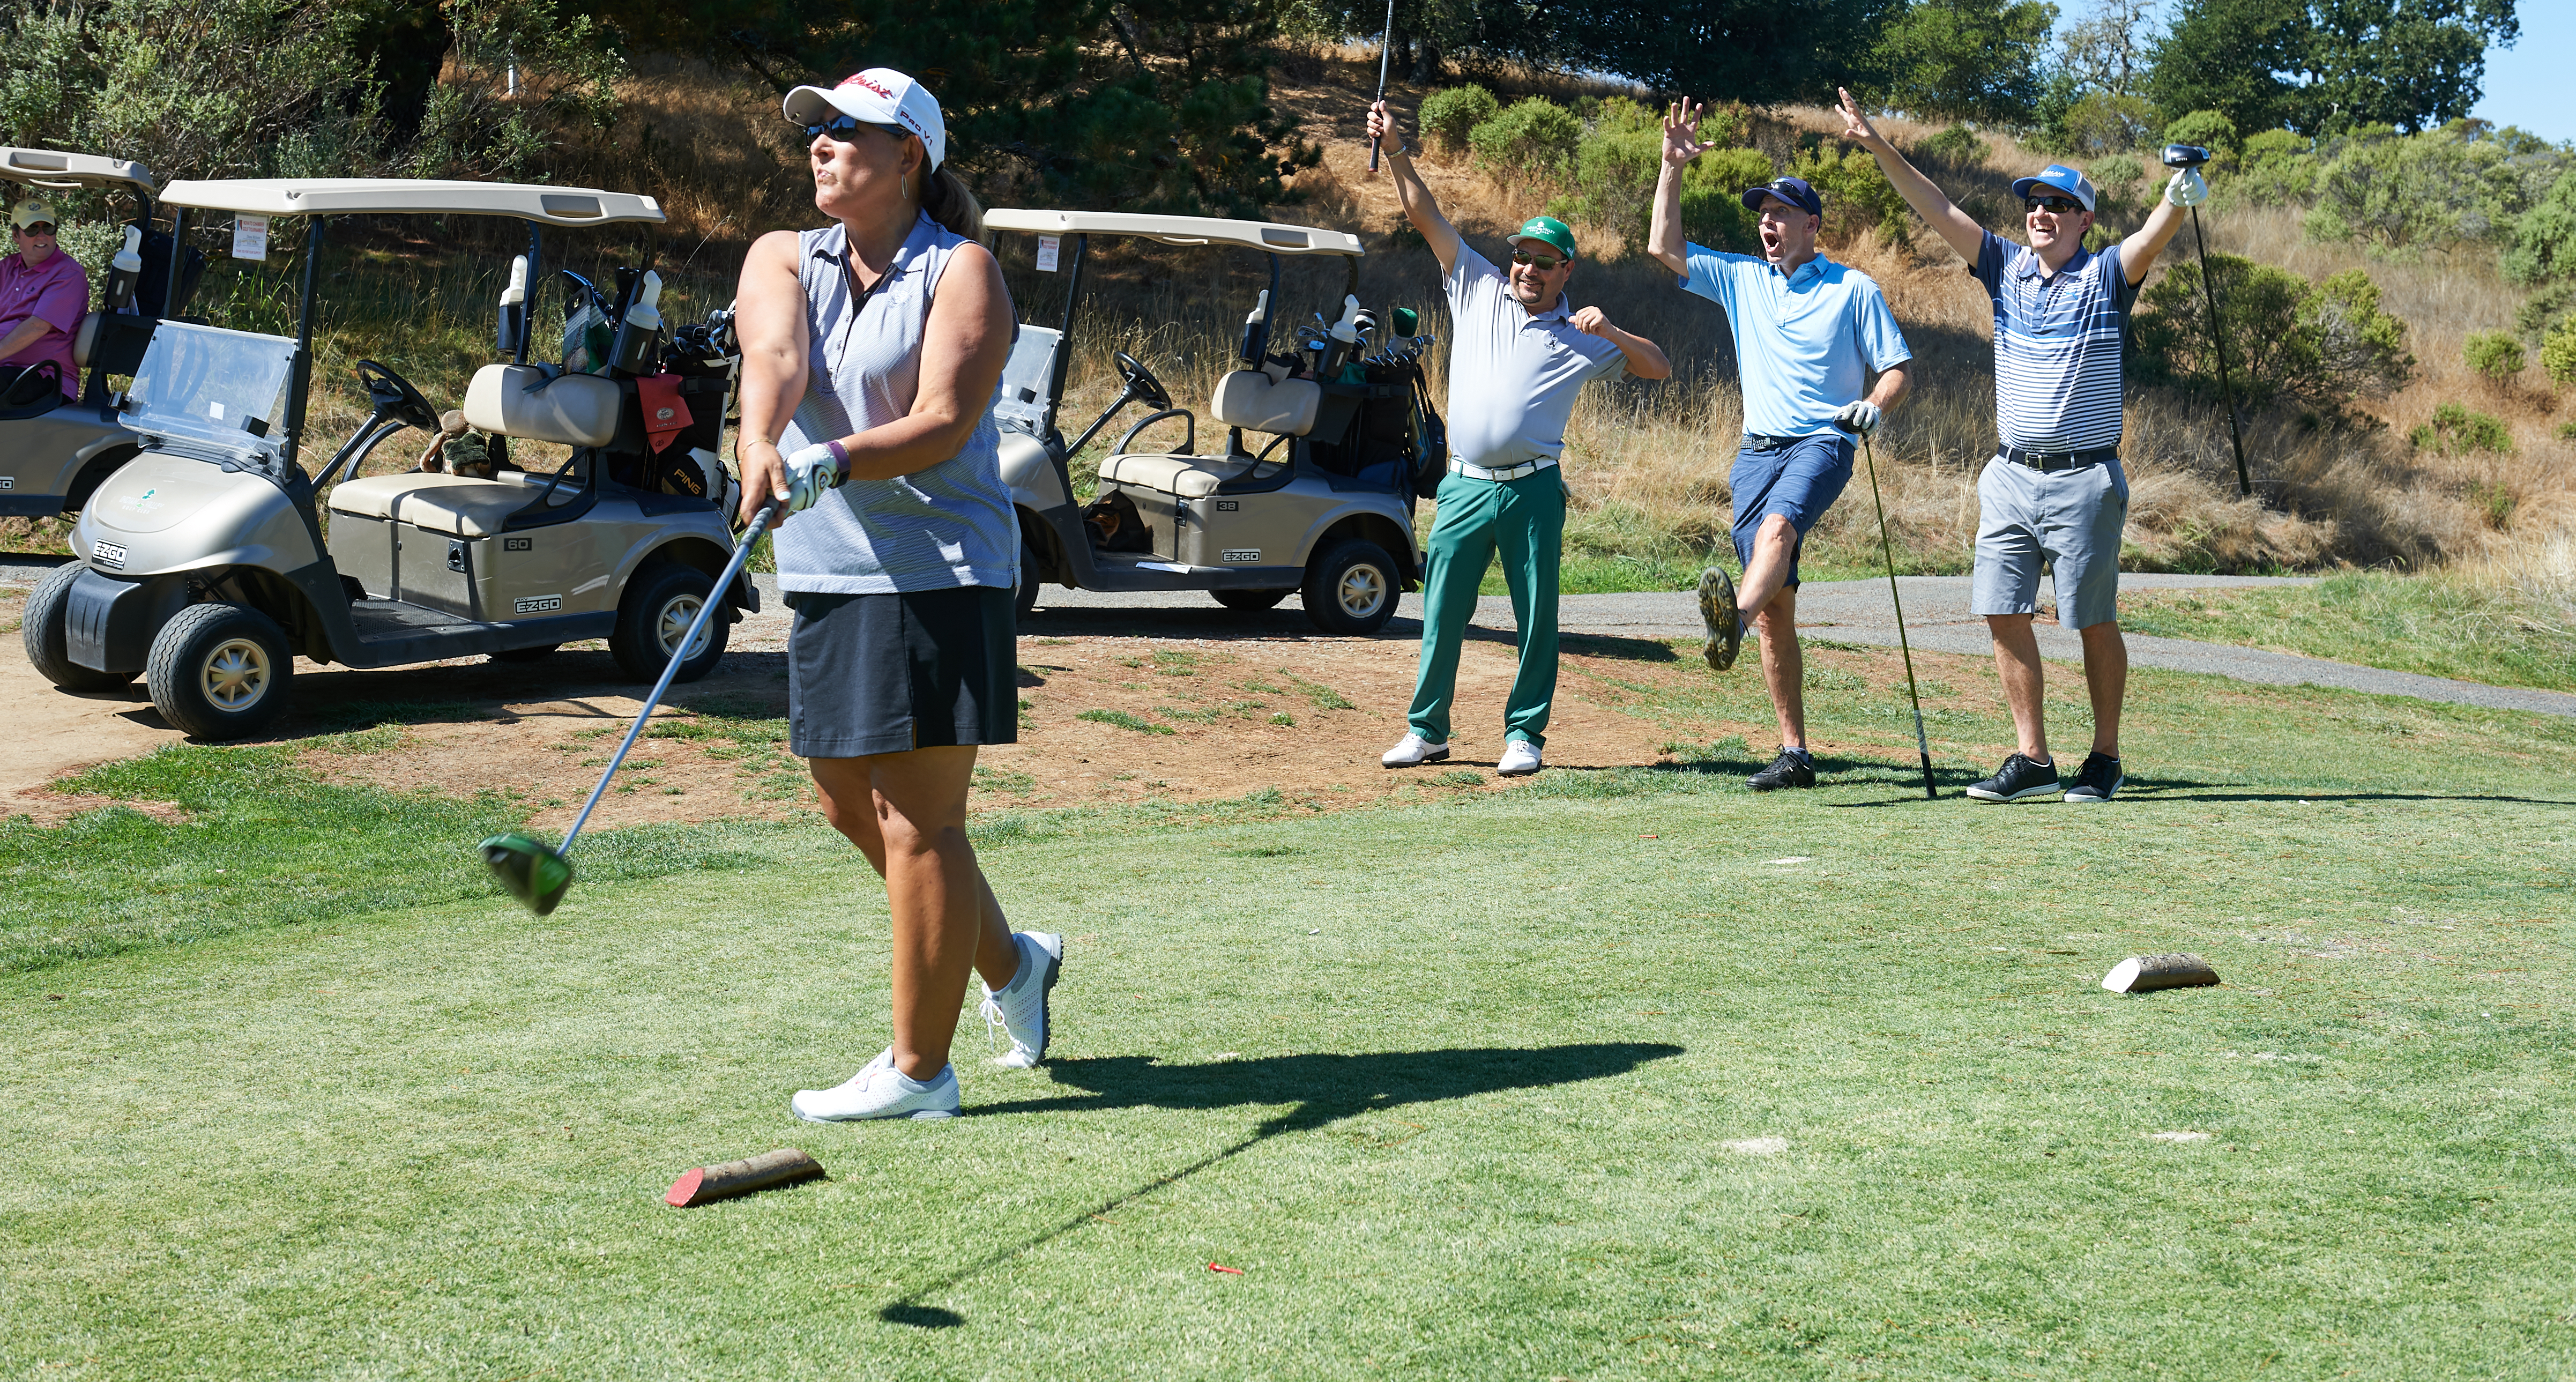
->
[1739, 176, 1823, 217]
[2010, 165, 2097, 212]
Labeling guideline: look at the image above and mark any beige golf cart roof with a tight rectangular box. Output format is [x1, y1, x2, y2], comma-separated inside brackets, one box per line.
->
[1, 147, 154, 195]
[155, 179, 665, 226]
[986, 209, 1363, 257]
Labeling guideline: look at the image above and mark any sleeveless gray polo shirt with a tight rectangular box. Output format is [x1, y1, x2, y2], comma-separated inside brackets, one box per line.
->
[775, 213, 1017, 594]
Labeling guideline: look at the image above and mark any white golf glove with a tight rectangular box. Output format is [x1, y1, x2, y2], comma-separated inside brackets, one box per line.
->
[2165, 168, 2209, 208]
[777, 442, 844, 514]
[1834, 400, 1881, 437]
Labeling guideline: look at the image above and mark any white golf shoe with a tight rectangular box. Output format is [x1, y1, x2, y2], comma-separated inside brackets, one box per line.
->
[791, 1047, 959, 1122]
[979, 931, 1063, 1069]
[1382, 732, 1450, 768]
[1497, 739, 1542, 776]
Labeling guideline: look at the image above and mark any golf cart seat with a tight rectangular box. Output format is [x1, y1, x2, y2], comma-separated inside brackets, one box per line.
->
[1098, 452, 1256, 498]
[464, 362, 620, 448]
[1095, 368, 1321, 497]
[330, 471, 547, 538]
[71, 313, 98, 369]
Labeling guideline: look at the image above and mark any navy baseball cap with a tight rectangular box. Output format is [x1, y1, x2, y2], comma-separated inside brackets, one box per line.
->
[2009, 164, 2097, 212]
[1740, 176, 1822, 217]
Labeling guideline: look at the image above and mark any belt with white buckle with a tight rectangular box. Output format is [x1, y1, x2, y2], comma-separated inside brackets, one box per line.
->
[1449, 456, 1558, 482]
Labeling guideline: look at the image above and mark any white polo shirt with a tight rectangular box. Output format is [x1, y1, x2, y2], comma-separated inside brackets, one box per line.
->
[1440, 246, 1625, 471]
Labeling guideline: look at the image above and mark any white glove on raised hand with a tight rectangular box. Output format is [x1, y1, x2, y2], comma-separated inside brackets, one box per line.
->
[2165, 168, 2209, 208]
[1833, 400, 1881, 437]
[778, 442, 844, 513]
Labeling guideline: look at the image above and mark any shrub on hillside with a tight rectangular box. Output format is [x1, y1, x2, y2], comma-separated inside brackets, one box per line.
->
[1916, 123, 1990, 168]
[2163, 110, 2239, 160]
[1790, 143, 1909, 247]
[2053, 91, 2156, 158]
[1561, 101, 1769, 256]
[1419, 85, 1499, 155]
[2133, 255, 2414, 411]
[2503, 168, 2576, 286]
[2409, 403, 2514, 456]
[2299, 122, 2571, 259]
[1469, 97, 1581, 183]
[2463, 332, 2526, 382]
[2088, 154, 2145, 202]
[2231, 129, 2316, 204]
[2543, 323, 2576, 389]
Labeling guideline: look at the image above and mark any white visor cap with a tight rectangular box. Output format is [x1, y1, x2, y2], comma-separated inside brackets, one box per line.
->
[784, 68, 947, 172]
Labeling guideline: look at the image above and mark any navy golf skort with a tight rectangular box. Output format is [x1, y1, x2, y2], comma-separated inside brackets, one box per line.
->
[786, 585, 1018, 759]
[1729, 432, 1855, 590]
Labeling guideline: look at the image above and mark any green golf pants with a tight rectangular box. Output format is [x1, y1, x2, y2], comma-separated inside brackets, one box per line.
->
[1406, 466, 1564, 748]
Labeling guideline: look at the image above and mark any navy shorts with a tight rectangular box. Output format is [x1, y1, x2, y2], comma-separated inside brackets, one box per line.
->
[1729, 433, 1855, 589]
[785, 585, 1019, 759]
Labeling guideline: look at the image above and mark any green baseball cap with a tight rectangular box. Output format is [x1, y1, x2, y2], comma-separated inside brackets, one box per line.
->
[1509, 215, 1577, 261]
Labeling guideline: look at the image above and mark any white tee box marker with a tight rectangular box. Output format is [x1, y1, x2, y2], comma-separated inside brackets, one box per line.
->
[232, 215, 268, 262]
[1722, 1136, 1786, 1155]
[2148, 1131, 2213, 1143]
[2103, 953, 2220, 993]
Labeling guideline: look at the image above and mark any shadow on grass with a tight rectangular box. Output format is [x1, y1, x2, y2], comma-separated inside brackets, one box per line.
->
[877, 1042, 1682, 1328]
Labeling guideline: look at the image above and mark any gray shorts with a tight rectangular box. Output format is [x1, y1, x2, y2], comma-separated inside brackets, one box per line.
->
[786, 585, 1019, 759]
[1970, 457, 2129, 630]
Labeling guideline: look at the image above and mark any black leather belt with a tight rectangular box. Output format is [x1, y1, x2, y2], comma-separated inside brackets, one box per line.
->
[2001, 444, 2117, 471]
[1743, 433, 1812, 451]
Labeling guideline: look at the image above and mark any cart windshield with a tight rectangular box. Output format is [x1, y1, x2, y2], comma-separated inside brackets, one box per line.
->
[124, 321, 299, 455]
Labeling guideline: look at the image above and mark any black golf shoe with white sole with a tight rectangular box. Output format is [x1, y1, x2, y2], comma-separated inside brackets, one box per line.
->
[2063, 752, 2124, 803]
[1699, 566, 1744, 672]
[1966, 752, 2061, 802]
[1747, 748, 1816, 791]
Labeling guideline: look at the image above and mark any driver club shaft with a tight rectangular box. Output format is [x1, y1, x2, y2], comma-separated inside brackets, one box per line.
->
[1368, 0, 1396, 172]
[1853, 429, 1938, 799]
[555, 500, 779, 858]
[2187, 205, 2254, 499]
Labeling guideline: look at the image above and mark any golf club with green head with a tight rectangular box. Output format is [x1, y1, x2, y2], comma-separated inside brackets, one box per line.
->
[1836, 418, 1939, 799]
[479, 497, 781, 914]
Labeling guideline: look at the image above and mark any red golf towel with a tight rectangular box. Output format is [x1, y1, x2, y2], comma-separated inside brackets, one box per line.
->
[636, 374, 694, 454]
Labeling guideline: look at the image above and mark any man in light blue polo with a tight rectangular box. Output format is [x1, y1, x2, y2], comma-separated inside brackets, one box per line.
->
[1367, 100, 1672, 778]
[1650, 101, 1912, 791]
[1837, 88, 2197, 804]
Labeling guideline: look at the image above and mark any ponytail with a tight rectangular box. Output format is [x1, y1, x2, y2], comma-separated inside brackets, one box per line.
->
[919, 165, 985, 244]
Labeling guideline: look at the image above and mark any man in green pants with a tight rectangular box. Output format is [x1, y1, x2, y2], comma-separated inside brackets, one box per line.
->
[1368, 101, 1671, 776]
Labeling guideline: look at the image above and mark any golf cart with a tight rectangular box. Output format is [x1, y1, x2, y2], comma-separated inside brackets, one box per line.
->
[984, 209, 1431, 635]
[0, 146, 200, 517]
[20, 177, 752, 739]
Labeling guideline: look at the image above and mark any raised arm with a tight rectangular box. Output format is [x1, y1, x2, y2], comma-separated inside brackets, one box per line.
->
[2119, 172, 2200, 286]
[1570, 306, 1671, 380]
[1648, 100, 1712, 278]
[1368, 100, 1463, 274]
[1835, 88, 1985, 265]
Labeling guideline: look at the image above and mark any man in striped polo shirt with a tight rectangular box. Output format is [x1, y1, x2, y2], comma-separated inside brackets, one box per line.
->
[1837, 89, 2202, 805]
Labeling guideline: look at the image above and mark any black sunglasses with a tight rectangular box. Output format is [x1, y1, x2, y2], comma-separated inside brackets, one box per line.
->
[805, 115, 910, 146]
[12, 223, 56, 236]
[1509, 248, 1566, 271]
[2025, 196, 2085, 214]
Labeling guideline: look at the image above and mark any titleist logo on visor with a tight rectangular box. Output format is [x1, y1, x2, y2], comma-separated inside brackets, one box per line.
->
[839, 73, 894, 98]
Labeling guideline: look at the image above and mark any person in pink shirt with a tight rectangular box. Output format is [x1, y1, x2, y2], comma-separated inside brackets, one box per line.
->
[1, 200, 93, 402]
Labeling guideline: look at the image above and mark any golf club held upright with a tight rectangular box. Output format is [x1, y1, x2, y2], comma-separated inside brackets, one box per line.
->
[2161, 143, 2252, 499]
[1836, 418, 1939, 800]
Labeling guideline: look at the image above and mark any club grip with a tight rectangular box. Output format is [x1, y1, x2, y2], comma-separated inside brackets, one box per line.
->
[1370, 136, 1382, 173]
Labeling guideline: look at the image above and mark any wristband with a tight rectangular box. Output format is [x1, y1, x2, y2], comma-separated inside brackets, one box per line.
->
[826, 439, 849, 471]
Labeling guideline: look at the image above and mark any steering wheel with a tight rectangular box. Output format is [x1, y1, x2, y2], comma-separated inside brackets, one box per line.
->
[1115, 351, 1172, 411]
[354, 360, 440, 432]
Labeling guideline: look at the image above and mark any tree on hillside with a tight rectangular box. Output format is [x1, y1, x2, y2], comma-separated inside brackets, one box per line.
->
[2058, 0, 2156, 95]
[1556, 0, 1902, 107]
[1279, 0, 1564, 84]
[1872, 0, 2061, 125]
[2148, 0, 2520, 138]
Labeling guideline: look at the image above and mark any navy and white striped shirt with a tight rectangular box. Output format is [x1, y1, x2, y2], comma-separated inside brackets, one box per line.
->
[1971, 231, 2137, 452]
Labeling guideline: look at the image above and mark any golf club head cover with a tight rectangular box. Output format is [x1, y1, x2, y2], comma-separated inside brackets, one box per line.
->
[780, 442, 846, 512]
[2165, 168, 2209, 208]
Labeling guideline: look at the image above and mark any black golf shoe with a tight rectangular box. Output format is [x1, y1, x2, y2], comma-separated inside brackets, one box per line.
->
[2063, 752, 2124, 804]
[1699, 566, 1744, 672]
[1747, 748, 1816, 792]
[1965, 752, 2061, 802]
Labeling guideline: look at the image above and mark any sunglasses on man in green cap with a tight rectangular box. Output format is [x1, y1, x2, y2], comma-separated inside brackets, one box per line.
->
[1508, 214, 1577, 272]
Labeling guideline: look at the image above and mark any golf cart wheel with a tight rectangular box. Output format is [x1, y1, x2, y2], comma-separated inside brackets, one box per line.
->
[1301, 540, 1399, 636]
[145, 602, 292, 740]
[612, 559, 728, 684]
[21, 563, 139, 692]
[1014, 537, 1042, 619]
[489, 644, 559, 664]
[1212, 588, 1290, 613]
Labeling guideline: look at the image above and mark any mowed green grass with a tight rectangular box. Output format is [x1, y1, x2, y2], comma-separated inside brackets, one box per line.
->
[2121, 572, 2576, 695]
[4, 671, 2574, 1378]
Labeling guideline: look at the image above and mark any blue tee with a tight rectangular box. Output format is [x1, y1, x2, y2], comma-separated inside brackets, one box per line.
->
[1678, 247, 1911, 439]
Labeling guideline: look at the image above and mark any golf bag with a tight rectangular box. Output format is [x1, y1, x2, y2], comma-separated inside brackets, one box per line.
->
[1305, 358, 1430, 494]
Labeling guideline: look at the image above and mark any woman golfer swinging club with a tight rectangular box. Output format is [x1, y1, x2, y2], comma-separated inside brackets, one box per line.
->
[734, 67, 1060, 1121]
